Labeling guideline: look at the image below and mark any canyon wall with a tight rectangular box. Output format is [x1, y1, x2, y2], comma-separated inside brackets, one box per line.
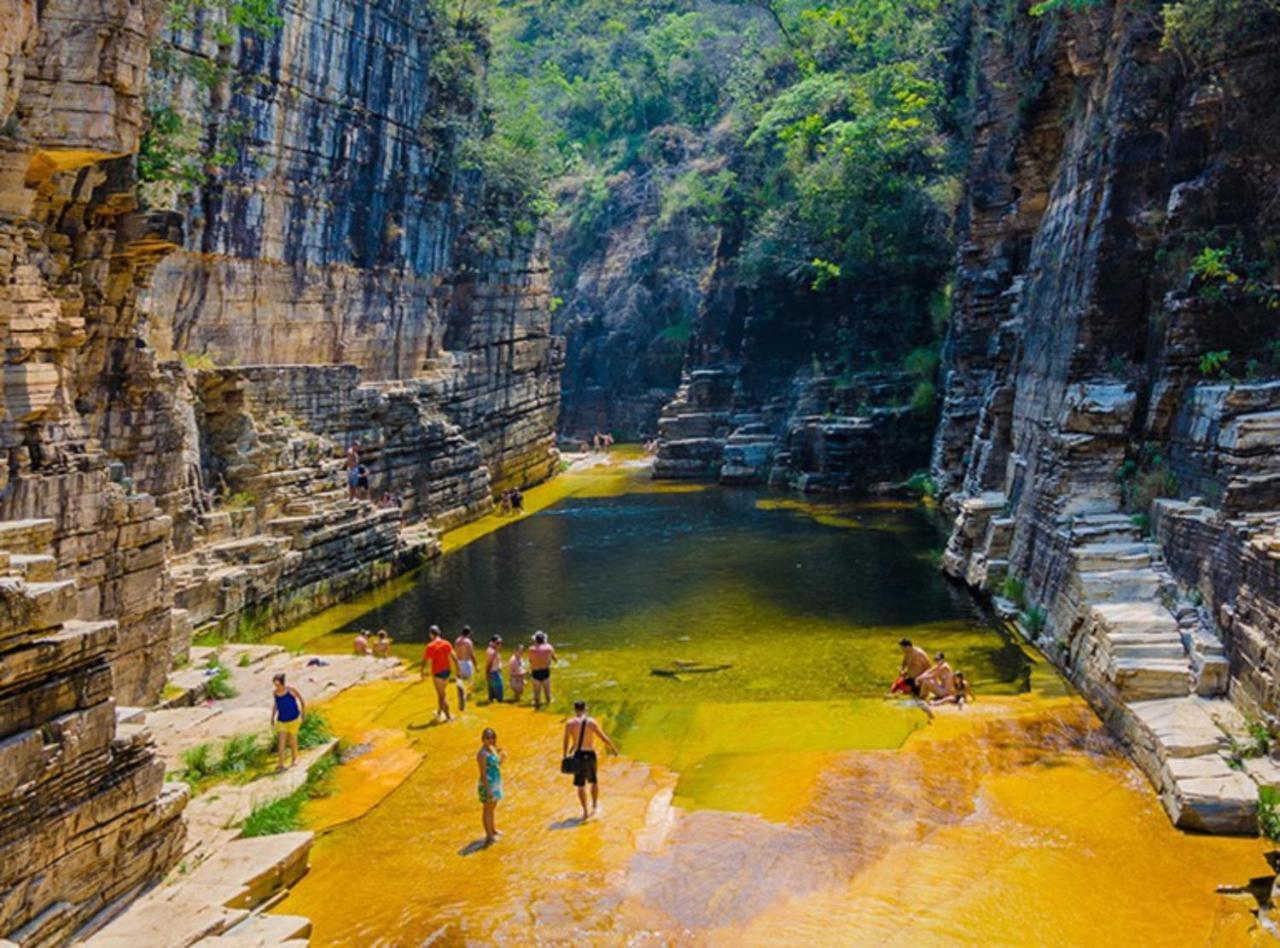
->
[0, 0, 560, 940]
[935, 0, 1280, 831]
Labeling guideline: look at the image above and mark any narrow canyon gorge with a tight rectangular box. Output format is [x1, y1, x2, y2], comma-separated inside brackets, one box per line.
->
[1, 0, 1278, 943]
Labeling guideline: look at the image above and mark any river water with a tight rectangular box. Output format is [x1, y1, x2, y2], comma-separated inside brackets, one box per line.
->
[268, 460, 1270, 945]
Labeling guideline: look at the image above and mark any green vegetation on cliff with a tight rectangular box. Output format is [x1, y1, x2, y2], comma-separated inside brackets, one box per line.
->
[473, 0, 966, 387]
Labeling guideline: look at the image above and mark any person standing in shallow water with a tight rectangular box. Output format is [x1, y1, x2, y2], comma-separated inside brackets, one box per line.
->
[270, 673, 306, 771]
[485, 635, 504, 703]
[528, 631, 557, 709]
[476, 727, 505, 845]
[508, 643, 527, 703]
[421, 625, 458, 722]
[563, 700, 617, 821]
[455, 626, 477, 711]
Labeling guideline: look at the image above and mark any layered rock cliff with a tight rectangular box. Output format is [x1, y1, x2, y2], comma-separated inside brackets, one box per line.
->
[0, 0, 560, 940]
[935, 0, 1280, 832]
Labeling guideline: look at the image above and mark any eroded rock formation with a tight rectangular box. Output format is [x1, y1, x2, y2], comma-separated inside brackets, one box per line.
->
[935, 0, 1280, 832]
[0, 0, 561, 940]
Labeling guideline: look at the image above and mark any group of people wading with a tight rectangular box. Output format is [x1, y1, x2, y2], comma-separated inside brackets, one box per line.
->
[417, 624, 617, 846]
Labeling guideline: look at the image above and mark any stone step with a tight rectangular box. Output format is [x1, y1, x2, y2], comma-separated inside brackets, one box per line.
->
[1162, 754, 1258, 834]
[1091, 600, 1180, 637]
[1129, 697, 1235, 760]
[0, 518, 55, 554]
[8, 553, 58, 581]
[198, 912, 312, 946]
[1071, 542, 1152, 572]
[1109, 657, 1193, 700]
[1078, 569, 1164, 602]
[182, 833, 314, 912]
[1108, 640, 1188, 661]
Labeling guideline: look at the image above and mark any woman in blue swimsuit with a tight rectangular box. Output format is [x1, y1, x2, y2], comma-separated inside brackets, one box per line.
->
[476, 727, 505, 845]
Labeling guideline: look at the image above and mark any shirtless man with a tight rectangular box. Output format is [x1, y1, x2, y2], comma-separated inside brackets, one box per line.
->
[898, 638, 932, 698]
[562, 700, 618, 821]
[529, 631, 557, 710]
[455, 626, 477, 712]
[918, 651, 955, 699]
[421, 626, 458, 722]
[485, 635, 504, 703]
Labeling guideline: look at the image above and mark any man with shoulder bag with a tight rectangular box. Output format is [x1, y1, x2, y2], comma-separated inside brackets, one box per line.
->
[561, 700, 617, 821]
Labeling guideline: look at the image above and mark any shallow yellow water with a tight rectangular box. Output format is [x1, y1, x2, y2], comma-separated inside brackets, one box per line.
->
[277, 687, 1270, 945]
[268, 467, 1272, 945]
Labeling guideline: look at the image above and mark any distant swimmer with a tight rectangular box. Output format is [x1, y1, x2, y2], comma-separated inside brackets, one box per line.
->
[562, 700, 617, 821]
[421, 625, 458, 722]
[476, 727, 505, 845]
[529, 631, 557, 710]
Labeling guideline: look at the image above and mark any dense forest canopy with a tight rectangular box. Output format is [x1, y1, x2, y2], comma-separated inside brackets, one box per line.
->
[463, 0, 967, 406]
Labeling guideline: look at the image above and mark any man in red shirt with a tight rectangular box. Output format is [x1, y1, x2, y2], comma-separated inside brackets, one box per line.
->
[421, 625, 458, 721]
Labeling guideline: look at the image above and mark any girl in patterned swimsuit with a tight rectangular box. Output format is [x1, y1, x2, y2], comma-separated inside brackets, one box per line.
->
[476, 727, 505, 845]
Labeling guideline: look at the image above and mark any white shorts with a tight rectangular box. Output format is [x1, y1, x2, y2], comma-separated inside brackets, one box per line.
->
[457, 659, 475, 680]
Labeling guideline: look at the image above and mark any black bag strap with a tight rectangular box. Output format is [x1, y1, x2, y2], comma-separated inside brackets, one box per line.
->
[575, 716, 588, 753]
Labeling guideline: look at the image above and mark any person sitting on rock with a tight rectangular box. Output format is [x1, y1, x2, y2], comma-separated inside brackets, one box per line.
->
[918, 652, 955, 700]
[373, 630, 392, 658]
[353, 630, 370, 656]
[511, 487, 524, 513]
[932, 671, 975, 707]
[897, 638, 932, 698]
[271, 673, 306, 771]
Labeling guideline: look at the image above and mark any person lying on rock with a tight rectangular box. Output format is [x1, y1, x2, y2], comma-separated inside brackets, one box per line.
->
[271, 673, 306, 771]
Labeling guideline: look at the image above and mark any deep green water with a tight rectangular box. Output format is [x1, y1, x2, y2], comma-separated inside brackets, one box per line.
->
[307, 488, 1030, 706]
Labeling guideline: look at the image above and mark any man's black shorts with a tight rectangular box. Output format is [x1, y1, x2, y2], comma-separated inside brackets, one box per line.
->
[905, 676, 922, 698]
[573, 750, 598, 786]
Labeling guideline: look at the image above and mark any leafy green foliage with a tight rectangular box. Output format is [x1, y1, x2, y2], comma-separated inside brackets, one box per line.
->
[1259, 787, 1280, 842]
[474, 0, 963, 376]
[240, 755, 337, 837]
[1022, 605, 1048, 637]
[180, 733, 259, 788]
[1162, 0, 1280, 67]
[905, 470, 937, 499]
[1001, 575, 1028, 610]
[1198, 349, 1232, 378]
[297, 711, 333, 750]
[205, 656, 238, 700]
[1029, 0, 1100, 16]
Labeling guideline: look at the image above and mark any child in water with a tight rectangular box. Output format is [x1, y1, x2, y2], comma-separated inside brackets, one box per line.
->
[476, 727, 505, 845]
[508, 644, 527, 703]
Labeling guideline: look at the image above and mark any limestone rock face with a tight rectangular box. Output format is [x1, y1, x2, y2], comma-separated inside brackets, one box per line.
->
[933, 0, 1280, 829]
[0, 0, 561, 939]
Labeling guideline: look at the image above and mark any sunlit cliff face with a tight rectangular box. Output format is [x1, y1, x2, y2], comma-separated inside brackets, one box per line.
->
[269, 466, 1270, 944]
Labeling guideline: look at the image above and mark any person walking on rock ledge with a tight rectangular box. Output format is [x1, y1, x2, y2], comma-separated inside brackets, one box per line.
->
[562, 700, 617, 821]
[271, 673, 306, 771]
[422, 625, 458, 722]
[455, 626, 477, 711]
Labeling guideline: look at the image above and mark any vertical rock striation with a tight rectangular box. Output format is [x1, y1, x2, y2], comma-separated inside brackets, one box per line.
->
[0, 0, 561, 939]
[934, 0, 1280, 831]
